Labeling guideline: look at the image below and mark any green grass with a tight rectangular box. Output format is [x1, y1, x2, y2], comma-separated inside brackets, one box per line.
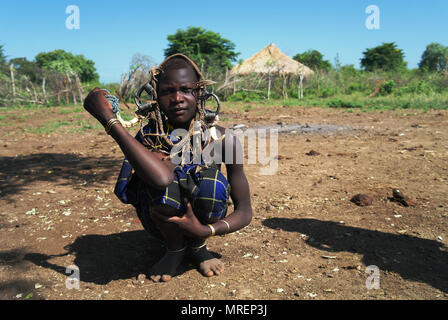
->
[221, 93, 448, 112]
[59, 105, 85, 114]
[20, 118, 103, 135]
[24, 120, 73, 134]
[2, 93, 447, 136]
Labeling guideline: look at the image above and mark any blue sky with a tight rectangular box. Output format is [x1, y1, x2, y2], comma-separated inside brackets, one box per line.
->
[0, 0, 446, 83]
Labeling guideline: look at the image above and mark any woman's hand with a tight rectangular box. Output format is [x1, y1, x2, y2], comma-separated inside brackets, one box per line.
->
[83, 88, 115, 126]
[152, 198, 211, 239]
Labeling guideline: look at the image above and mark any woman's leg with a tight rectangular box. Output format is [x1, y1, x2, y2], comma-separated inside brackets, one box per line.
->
[186, 237, 225, 277]
[147, 205, 186, 282]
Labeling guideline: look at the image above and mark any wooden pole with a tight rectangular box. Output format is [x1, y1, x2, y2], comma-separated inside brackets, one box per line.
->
[282, 73, 288, 99]
[74, 73, 84, 103]
[267, 70, 271, 100]
[42, 78, 48, 106]
[66, 73, 77, 105]
[298, 74, 304, 99]
[31, 81, 38, 106]
[10, 65, 16, 106]
[63, 76, 69, 105]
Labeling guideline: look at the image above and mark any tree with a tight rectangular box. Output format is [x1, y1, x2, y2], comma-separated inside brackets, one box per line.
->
[293, 50, 332, 72]
[419, 43, 448, 73]
[164, 27, 239, 75]
[35, 49, 99, 82]
[9, 57, 43, 82]
[360, 42, 407, 72]
[0, 44, 8, 74]
[129, 53, 154, 73]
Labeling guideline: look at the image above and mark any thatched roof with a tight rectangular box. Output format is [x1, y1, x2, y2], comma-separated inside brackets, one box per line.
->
[230, 43, 314, 77]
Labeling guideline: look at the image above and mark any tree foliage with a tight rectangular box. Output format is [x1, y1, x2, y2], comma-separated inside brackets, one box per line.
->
[360, 42, 407, 72]
[164, 27, 239, 75]
[35, 49, 99, 82]
[0, 44, 8, 74]
[419, 43, 448, 73]
[293, 50, 332, 72]
[9, 57, 43, 82]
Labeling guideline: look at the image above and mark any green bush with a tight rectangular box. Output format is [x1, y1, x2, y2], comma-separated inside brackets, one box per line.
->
[226, 91, 264, 102]
[379, 80, 396, 95]
[319, 86, 337, 98]
[327, 99, 363, 109]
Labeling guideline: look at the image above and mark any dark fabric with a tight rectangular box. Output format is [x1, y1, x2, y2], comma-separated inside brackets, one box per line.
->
[113, 121, 230, 238]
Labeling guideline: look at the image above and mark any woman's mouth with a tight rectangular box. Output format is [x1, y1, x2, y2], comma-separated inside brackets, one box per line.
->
[171, 108, 187, 115]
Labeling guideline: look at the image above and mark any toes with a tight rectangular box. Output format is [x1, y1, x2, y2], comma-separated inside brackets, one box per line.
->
[150, 274, 172, 282]
[201, 265, 214, 277]
[150, 275, 161, 282]
[161, 274, 172, 282]
[200, 259, 224, 277]
[211, 263, 224, 275]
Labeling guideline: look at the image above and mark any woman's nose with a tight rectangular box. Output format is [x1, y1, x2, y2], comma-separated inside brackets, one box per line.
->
[173, 90, 184, 102]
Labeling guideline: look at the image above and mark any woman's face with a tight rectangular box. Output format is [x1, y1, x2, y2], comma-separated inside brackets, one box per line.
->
[157, 67, 198, 128]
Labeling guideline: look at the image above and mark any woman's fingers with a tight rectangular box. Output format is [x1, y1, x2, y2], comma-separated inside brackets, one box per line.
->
[152, 210, 181, 224]
[183, 198, 194, 215]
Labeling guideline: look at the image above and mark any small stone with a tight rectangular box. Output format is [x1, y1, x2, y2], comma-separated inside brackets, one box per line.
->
[306, 150, 320, 156]
[26, 208, 37, 215]
[350, 194, 373, 206]
[391, 189, 417, 207]
[35, 283, 43, 289]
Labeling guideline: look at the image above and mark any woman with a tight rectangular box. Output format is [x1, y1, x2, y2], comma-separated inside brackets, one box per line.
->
[83, 54, 252, 282]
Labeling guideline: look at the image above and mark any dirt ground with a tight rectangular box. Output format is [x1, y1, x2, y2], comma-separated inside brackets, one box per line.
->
[1, 103, 447, 300]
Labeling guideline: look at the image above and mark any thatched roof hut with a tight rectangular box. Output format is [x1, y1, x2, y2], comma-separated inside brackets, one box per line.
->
[230, 43, 314, 78]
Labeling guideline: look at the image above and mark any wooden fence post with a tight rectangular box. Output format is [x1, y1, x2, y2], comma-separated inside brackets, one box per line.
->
[73, 72, 84, 103]
[42, 78, 48, 106]
[66, 73, 77, 105]
[10, 65, 16, 106]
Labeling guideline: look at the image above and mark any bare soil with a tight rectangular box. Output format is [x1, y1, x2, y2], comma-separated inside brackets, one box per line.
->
[1, 104, 447, 300]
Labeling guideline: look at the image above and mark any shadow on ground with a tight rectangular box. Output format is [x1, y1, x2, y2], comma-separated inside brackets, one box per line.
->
[0, 249, 42, 299]
[262, 218, 448, 293]
[23, 230, 207, 285]
[0, 153, 121, 201]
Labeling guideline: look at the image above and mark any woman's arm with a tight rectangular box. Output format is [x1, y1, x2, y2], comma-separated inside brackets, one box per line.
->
[83, 88, 174, 189]
[155, 130, 253, 238]
[215, 131, 253, 234]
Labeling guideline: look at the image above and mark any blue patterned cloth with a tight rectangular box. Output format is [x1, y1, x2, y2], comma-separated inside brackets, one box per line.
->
[114, 121, 231, 238]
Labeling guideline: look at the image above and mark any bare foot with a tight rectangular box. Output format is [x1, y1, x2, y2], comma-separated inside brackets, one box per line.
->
[188, 245, 224, 277]
[149, 248, 186, 282]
